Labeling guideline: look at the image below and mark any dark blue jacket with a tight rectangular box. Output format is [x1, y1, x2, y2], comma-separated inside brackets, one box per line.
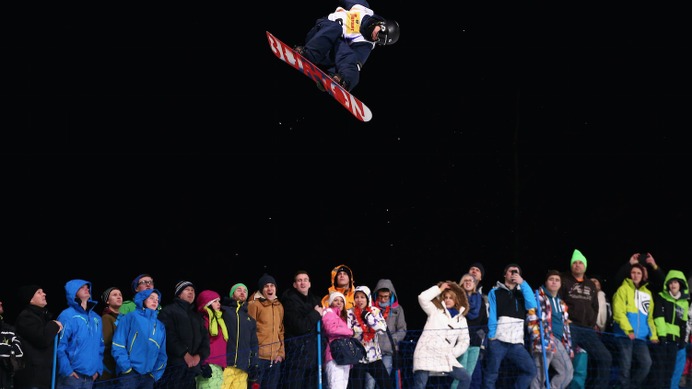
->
[221, 298, 259, 373]
[302, 0, 384, 91]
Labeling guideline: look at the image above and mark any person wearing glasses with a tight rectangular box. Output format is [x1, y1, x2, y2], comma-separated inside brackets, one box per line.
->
[120, 274, 159, 316]
[365, 279, 407, 389]
[293, 0, 400, 92]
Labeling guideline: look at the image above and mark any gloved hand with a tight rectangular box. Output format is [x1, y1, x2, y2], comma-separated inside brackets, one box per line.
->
[200, 364, 212, 379]
[361, 310, 372, 323]
[248, 364, 259, 381]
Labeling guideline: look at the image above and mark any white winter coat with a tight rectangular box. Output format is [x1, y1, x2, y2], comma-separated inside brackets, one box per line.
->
[412, 285, 470, 373]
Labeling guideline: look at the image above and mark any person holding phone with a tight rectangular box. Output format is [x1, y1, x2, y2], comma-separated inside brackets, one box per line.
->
[483, 264, 537, 389]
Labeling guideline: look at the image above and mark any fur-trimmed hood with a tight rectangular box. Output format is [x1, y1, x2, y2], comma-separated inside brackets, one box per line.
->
[430, 280, 469, 315]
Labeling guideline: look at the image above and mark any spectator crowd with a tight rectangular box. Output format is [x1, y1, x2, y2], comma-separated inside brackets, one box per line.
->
[1, 252, 692, 389]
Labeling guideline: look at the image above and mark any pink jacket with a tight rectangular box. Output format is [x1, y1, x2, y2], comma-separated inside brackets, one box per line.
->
[321, 307, 354, 363]
[196, 290, 228, 368]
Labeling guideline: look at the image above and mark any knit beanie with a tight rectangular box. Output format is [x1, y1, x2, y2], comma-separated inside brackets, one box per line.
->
[570, 249, 588, 270]
[18, 284, 41, 305]
[102, 287, 119, 304]
[131, 274, 152, 292]
[175, 280, 194, 297]
[328, 291, 346, 306]
[333, 265, 353, 286]
[258, 273, 277, 291]
[230, 283, 247, 298]
[196, 290, 221, 312]
[470, 262, 486, 280]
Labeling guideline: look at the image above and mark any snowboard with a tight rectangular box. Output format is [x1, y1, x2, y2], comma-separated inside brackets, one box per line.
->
[266, 31, 373, 122]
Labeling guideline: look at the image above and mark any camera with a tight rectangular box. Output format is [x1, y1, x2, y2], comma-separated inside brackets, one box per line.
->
[511, 269, 518, 275]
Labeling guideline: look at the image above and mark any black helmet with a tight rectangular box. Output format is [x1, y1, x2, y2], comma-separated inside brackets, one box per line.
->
[376, 19, 400, 46]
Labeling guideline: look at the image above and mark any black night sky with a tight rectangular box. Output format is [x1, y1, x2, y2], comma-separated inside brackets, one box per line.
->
[3, 4, 692, 330]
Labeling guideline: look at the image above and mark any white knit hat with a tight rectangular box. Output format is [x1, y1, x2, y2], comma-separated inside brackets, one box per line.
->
[328, 291, 346, 306]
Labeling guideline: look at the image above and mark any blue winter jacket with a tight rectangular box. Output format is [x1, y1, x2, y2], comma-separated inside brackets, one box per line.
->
[111, 289, 168, 381]
[56, 279, 105, 378]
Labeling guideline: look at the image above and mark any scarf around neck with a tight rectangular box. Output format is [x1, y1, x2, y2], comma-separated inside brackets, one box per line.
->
[354, 306, 376, 343]
[205, 306, 229, 341]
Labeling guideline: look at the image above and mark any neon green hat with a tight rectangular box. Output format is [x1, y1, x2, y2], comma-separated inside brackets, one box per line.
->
[570, 249, 587, 270]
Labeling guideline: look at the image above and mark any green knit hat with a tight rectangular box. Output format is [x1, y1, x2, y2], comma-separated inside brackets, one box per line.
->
[230, 283, 247, 298]
[570, 249, 587, 270]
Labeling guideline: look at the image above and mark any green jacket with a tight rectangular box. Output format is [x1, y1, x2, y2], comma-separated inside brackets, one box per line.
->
[653, 270, 689, 348]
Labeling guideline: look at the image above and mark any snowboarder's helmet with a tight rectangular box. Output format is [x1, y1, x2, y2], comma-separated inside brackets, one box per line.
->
[376, 19, 400, 46]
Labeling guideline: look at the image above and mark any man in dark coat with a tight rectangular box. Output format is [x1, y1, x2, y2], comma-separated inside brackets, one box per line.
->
[155, 281, 210, 389]
[13, 285, 63, 389]
[221, 283, 259, 387]
[281, 270, 324, 389]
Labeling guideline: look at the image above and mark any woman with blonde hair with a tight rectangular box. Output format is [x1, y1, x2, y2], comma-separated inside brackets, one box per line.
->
[451, 274, 486, 389]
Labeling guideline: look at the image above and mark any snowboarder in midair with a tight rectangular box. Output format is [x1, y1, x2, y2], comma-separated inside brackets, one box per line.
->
[295, 0, 400, 92]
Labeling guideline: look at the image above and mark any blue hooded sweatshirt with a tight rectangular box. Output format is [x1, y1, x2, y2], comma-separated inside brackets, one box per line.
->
[56, 279, 105, 378]
[111, 288, 168, 381]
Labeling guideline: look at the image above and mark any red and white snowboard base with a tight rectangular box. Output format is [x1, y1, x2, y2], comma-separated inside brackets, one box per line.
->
[266, 31, 373, 122]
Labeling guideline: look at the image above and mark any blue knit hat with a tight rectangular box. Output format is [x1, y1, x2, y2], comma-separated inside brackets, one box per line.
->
[131, 274, 152, 292]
